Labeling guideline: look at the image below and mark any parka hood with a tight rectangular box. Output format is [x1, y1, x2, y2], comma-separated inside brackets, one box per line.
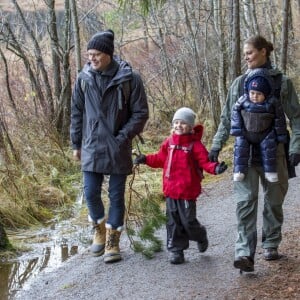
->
[193, 124, 204, 140]
[170, 124, 204, 144]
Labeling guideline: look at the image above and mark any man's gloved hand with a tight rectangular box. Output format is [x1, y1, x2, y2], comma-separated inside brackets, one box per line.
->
[133, 154, 146, 165]
[208, 148, 220, 162]
[289, 153, 300, 166]
[215, 161, 228, 174]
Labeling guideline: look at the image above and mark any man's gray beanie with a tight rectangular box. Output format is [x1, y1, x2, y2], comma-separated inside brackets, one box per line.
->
[172, 107, 196, 126]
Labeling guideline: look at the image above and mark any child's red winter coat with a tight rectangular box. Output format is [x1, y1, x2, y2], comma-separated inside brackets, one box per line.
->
[145, 125, 218, 200]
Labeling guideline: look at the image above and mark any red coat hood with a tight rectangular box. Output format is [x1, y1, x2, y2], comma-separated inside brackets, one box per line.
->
[192, 124, 204, 140]
[171, 124, 204, 144]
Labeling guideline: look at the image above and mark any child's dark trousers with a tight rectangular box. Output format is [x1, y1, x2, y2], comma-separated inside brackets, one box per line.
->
[166, 197, 207, 252]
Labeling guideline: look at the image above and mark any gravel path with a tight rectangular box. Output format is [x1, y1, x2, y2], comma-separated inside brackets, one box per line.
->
[14, 166, 300, 300]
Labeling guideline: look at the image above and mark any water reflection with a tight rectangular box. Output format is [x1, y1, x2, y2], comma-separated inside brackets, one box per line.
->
[0, 189, 89, 299]
[0, 259, 38, 300]
[0, 242, 81, 300]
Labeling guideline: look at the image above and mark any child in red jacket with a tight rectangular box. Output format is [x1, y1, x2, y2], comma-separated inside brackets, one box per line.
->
[134, 107, 227, 264]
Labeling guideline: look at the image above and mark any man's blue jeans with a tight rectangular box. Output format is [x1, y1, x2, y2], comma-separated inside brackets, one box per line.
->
[83, 171, 127, 229]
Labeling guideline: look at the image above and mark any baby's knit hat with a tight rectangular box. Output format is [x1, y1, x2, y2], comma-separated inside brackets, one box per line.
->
[172, 107, 196, 126]
[87, 29, 114, 57]
[247, 76, 271, 98]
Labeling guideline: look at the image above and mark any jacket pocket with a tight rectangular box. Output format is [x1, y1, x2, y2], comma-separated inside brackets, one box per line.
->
[84, 119, 98, 148]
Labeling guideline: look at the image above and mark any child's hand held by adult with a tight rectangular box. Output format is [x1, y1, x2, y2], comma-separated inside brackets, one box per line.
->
[215, 161, 227, 174]
[133, 154, 146, 165]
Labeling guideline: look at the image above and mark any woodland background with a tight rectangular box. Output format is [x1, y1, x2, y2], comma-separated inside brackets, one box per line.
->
[0, 0, 299, 249]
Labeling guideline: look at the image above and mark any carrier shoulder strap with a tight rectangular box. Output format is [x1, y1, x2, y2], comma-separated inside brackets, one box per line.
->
[273, 73, 282, 98]
[122, 79, 131, 104]
[238, 74, 247, 97]
[166, 137, 194, 178]
[166, 137, 203, 179]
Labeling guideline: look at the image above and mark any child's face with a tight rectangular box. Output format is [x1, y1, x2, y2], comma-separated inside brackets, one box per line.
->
[249, 90, 265, 103]
[172, 120, 192, 135]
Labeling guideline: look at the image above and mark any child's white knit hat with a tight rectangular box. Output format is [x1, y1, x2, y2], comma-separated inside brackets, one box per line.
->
[172, 107, 196, 126]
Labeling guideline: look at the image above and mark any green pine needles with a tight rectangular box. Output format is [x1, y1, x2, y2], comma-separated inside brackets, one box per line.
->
[126, 165, 166, 258]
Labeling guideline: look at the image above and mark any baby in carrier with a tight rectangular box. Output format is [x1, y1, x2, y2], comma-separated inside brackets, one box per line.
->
[230, 68, 288, 182]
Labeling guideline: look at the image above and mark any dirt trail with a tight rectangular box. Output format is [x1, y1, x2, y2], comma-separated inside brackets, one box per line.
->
[14, 166, 300, 300]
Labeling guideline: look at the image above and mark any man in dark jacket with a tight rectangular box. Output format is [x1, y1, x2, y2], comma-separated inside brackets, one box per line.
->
[70, 29, 149, 263]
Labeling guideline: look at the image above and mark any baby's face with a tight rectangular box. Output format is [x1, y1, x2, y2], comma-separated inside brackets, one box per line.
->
[172, 120, 192, 135]
[249, 90, 265, 103]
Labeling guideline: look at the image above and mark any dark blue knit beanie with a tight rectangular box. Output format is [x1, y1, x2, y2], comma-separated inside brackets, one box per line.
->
[87, 29, 114, 57]
[247, 76, 271, 98]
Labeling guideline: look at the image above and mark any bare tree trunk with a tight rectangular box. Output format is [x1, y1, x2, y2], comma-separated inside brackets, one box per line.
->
[45, 0, 62, 106]
[150, 8, 173, 95]
[3, 23, 47, 116]
[280, 0, 290, 73]
[0, 49, 18, 114]
[213, 0, 227, 106]
[70, 0, 82, 73]
[183, 0, 202, 102]
[250, 0, 259, 34]
[54, 0, 72, 138]
[242, 0, 253, 37]
[0, 114, 20, 164]
[142, 18, 149, 53]
[264, 0, 277, 66]
[231, 0, 241, 80]
[12, 0, 54, 118]
[209, 0, 227, 132]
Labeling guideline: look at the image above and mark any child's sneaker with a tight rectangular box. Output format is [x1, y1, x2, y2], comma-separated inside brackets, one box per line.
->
[197, 238, 209, 253]
[233, 172, 245, 181]
[169, 251, 184, 264]
[265, 172, 278, 182]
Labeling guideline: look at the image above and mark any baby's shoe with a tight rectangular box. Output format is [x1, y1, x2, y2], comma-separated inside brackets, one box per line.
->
[233, 172, 245, 181]
[265, 172, 278, 182]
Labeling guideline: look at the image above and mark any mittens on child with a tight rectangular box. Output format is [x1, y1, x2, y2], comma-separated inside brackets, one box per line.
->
[133, 154, 146, 165]
[215, 161, 228, 174]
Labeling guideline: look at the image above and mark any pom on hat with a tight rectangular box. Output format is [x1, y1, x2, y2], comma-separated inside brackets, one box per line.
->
[172, 107, 196, 126]
[247, 76, 271, 98]
[87, 29, 114, 57]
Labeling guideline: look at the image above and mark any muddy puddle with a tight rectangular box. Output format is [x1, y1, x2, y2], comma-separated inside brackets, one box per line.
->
[0, 194, 91, 300]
